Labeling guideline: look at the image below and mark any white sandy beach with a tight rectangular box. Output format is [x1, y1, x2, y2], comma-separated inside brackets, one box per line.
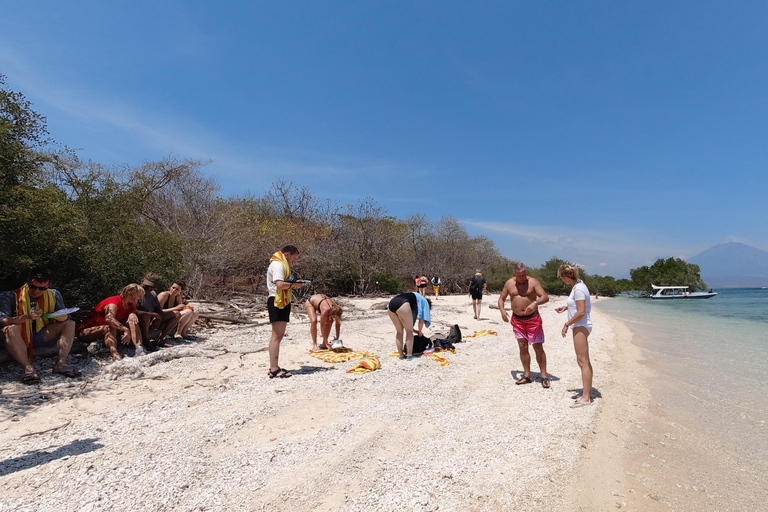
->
[0, 293, 694, 511]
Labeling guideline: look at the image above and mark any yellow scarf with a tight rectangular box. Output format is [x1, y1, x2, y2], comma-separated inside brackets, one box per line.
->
[270, 251, 292, 308]
[15, 284, 55, 360]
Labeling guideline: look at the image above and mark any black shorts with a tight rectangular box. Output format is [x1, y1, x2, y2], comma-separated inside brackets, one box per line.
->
[470, 289, 483, 300]
[267, 296, 291, 323]
[388, 292, 417, 313]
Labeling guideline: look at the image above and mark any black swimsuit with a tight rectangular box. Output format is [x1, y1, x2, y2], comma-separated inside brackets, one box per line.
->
[308, 295, 331, 312]
[388, 292, 417, 313]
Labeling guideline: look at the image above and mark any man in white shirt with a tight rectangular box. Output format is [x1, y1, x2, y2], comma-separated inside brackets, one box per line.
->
[266, 245, 305, 378]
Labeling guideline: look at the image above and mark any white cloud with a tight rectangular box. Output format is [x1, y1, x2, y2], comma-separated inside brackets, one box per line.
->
[459, 219, 696, 277]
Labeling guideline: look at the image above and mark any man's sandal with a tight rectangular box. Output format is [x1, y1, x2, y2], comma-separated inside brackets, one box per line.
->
[268, 367, 292, 379]
[21, 373, 41, 385]
[515, 376, 533, 385]
[570, 400, 592, 408]
[541, 378, 550, 389]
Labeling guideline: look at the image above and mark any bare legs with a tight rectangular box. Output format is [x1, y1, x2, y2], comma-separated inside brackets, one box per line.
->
[572, 326, 593, 404]
[2, 325, 38, 375]
[472, 299, 482, 320]
[177, 309, 199, 337]
[516, 339, 547, 380]
[304, 301, 329, 351]
[78, 313, 142, 360]
[388, 304, 414, 357]
[269, 321, 287, 372]
[43, 321, 76, 371]
[79, 326, 120, 360]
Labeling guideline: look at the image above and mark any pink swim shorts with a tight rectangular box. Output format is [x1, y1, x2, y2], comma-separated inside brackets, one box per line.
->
[510, 311, 545, 345]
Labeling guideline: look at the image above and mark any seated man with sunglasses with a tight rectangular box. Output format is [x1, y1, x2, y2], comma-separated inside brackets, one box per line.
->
[0, 267, 79, 384]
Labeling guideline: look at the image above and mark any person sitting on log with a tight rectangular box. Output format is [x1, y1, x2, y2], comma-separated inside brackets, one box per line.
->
[0, 267, 80, 384]
[135, 273, 179, 349]
[77, 283, 146, 360]
[157, 280, 199, 340]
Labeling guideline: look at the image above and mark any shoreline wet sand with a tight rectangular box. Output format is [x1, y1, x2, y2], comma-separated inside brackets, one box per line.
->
[553, 300, 768, 511]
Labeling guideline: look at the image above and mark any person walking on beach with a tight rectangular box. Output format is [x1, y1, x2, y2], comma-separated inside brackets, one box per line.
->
[418, 275, 428, 296]
[469, 270, 486, 319]
[304, 294, 343, 351]
[266, 245, 305, 378]
[0, 267, 80, 383]
[387, 291, 431, 359]
[431, 275, 441, 299]
[498, 263, 550, 388]
[555, 264, 594, 408]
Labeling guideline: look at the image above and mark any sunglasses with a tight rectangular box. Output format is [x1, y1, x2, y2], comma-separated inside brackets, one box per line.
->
[27, 283, 49, 291]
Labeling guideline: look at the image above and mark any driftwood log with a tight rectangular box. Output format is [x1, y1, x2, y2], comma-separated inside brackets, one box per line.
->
[197, 313, 268, 325]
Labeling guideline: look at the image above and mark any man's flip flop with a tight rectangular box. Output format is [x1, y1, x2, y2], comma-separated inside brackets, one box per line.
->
[570, 401, 592, 408]
[515, 376, 532, 385]
[541, 378, 550, 389]
[22, 373, 41, 384]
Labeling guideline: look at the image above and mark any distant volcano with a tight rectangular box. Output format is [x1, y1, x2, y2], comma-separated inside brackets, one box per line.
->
[688, 242, 768, 288]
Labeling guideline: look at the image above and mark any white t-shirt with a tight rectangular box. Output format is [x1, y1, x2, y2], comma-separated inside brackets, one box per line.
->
[266, 260, 286, 297]
[567, 280, 593, 332]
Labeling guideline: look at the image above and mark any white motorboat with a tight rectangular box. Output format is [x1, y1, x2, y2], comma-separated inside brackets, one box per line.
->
[650, 284, 719, 300]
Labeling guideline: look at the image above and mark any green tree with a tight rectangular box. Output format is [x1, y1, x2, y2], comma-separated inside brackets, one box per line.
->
[630, 257, 706, 293]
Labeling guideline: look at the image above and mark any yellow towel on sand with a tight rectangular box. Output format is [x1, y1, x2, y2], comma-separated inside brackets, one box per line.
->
[464, 329, 498, 338]
[309, 347, 377, 363]
[270, 251, 292, 308]
[388, 350, 451, 366]
[346, 358, 381, 374]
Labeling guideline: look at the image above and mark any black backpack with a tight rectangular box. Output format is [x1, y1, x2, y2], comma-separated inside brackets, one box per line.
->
[447, 324, 462, 344]
[412, 334, 433, 354]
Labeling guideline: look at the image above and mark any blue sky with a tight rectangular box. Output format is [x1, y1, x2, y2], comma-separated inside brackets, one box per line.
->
[2, 1, 766, 278]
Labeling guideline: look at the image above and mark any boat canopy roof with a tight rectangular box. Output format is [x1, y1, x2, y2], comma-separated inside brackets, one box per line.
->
[651, 284, 689, 290]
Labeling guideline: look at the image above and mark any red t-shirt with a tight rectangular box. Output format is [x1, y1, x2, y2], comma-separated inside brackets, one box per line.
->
[77, 295, 135, 331]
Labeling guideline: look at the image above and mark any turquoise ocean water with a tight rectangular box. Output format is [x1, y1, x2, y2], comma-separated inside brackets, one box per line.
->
[595, 288, 768, 478]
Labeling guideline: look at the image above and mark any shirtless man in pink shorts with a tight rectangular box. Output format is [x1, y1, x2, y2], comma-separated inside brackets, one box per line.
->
[498, 262, 551, 388]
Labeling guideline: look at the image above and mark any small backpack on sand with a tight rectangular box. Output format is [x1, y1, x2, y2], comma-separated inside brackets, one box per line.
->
[412, 335, 433, 354]
[447, 324, 462, 344]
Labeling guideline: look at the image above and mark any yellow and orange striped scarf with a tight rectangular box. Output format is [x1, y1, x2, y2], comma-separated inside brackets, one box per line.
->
[15, 284, 55, 360]
[270, 251, 292, 308]
[464, 329, 498, 338]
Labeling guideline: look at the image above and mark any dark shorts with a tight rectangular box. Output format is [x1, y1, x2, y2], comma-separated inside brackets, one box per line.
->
[0, 324, 56, 347]
[267, 296, 291, 323]
[470, 289, 483, 300]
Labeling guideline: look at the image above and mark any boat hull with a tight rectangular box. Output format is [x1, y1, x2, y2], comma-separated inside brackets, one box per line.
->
[650, 293, 719, 300]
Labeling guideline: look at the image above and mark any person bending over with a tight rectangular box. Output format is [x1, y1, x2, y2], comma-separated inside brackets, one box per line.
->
[387, 292, 431, 360]
[304, 294, 343, 351]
